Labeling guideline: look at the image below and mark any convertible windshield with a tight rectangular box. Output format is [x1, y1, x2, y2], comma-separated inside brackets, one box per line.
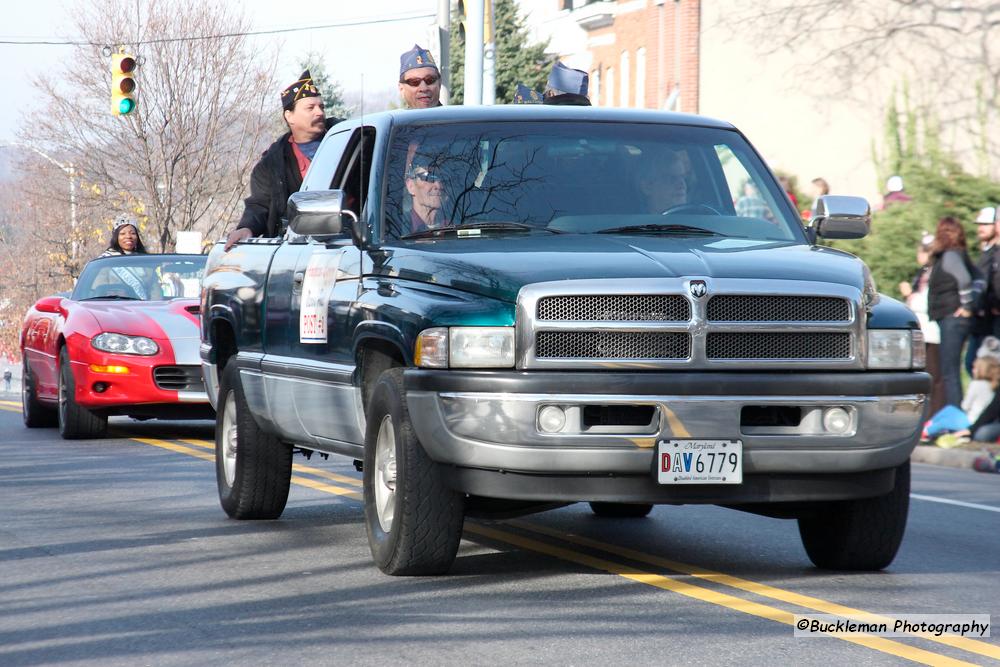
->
[383, 121, 802, 242]
[73, 254, 207, 301]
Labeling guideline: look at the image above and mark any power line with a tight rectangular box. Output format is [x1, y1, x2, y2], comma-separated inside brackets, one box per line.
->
[0, 11, 435, 46]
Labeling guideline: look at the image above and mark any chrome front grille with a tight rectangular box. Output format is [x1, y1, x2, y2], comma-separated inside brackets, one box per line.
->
[707, 295, 849, 322]
[538, 295, 689, 321]
[518, 278, 863, 369]
[153, 365, 205, 391]
[536, 331, 690, 359]
[706, 332, 851, 360]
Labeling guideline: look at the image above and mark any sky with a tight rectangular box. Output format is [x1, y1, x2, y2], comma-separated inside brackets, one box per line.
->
[0, 0, 444, 143]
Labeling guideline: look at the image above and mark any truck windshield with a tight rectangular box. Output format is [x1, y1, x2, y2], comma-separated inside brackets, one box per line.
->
[383, 121, 803, 242]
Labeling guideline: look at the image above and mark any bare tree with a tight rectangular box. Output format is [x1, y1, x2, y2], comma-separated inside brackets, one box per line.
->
[713, 0, 1000, 174]
[22, 0, 279, 252]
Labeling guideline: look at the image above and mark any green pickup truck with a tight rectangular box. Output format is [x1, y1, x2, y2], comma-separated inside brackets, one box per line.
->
[201, 106, 930, 575]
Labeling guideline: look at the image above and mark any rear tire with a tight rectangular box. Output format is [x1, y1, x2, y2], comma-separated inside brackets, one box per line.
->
[22, 358, 56, 428]
[798, 462, 910, 571]
[58, 348, 107, 439]
[589, 502, 653, 518]
[363, 368, 464, 575]
[215, 362, 292, 519]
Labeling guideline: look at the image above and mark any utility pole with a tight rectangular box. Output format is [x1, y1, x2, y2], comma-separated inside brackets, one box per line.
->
[464, 0, 484, 105]
[437, 0, 451, 105]
[482, 0, 495, 105]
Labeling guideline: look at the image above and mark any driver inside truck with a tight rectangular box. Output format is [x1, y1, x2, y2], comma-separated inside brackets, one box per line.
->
[638, 148, 692, 214]
[405, 152, 450, 233]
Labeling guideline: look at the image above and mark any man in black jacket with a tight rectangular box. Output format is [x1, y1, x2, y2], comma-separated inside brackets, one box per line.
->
[225, 71, 341, 250]
[966, 206, 1000, 373]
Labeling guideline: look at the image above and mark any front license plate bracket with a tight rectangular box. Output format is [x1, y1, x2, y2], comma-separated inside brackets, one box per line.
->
[656, 439, 743, 485]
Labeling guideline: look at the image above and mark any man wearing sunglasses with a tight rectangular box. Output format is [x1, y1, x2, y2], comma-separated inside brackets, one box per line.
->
[225, 70, 342, 250]
[405, 153, 449, 232]
[398, 44, 443, 109]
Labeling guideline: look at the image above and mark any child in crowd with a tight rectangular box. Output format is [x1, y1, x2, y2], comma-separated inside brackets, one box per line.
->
[962, 356, 1000, 424]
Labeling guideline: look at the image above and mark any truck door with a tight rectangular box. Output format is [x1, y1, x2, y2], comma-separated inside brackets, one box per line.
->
[286, 126, 375, 449]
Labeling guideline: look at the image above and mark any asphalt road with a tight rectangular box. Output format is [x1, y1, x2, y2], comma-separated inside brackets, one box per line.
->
[1, 398, 998, 666]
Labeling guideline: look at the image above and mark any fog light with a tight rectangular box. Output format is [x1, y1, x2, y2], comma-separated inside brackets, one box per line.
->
[538, 405, 567, 433]
[93, 382, 108, 393]
[822, 407, 851, 434]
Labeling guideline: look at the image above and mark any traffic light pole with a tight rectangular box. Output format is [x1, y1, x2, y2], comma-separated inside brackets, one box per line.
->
[463, 0, 484, 105]
[437, 0, 450, 105]
[0, 142, 77, 260]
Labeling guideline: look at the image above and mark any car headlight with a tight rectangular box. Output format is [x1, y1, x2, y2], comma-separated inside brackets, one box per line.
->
[92, 332, 159, 356]
[867, 329, 920, 369]
[415, 326, 515, 368]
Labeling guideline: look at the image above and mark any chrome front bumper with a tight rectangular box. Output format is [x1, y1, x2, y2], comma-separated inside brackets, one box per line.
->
[404, 370, 929, 476]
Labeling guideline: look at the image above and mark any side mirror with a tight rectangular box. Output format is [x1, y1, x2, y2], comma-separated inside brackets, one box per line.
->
[813, 195, 871, 239]
[287, 190, 360, 242]
[35, 296, 65, 315]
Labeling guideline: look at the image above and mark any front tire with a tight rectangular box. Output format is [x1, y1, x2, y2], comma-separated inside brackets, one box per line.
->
[797, 462, 910, 571]
[363, 368, 464, 575]
[58, 348, 107, 439]
[22, 358, 56, 428]
[589, 502, 653, 518]
[215, 362, 292, 519]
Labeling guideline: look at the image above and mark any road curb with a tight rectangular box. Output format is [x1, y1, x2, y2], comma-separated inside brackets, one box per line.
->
[910, 445, 984, 470]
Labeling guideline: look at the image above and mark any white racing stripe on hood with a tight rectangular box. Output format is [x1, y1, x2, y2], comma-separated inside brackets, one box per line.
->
[152, 306, 201, 365]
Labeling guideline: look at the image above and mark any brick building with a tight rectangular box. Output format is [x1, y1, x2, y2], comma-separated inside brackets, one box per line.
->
[524, 0, 701, 112]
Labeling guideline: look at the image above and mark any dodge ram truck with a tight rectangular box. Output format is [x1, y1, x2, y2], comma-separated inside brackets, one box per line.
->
[201, 106, 929, 575]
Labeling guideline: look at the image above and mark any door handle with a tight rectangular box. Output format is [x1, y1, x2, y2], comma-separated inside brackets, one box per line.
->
[294, 271, 304, 284]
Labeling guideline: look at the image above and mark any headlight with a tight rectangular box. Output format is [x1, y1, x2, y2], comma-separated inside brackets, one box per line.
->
[415, 326, 515, 368]
[92, 332, 159, 356]
[867, 330, 913, 369]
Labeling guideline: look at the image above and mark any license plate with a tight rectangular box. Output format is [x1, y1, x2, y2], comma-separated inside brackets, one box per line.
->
[656, 439, 743, 484]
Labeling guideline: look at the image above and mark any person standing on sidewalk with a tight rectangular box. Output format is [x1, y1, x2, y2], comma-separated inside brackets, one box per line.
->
[899, 233, 944, 415]
[928, 216, 983, 407]
[2, 368, 11, 393]
[965, 206, 1000, 376]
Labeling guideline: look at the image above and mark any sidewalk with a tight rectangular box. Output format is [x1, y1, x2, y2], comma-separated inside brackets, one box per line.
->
[911, 440, 1000, 472]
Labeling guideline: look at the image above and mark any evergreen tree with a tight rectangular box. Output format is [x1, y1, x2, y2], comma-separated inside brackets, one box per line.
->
[831, 93, 1000, 301]
[298, 52, 352, 119]
[450, 0, 550, 105]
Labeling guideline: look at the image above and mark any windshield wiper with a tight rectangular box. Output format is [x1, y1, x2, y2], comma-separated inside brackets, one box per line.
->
[597, 224, 725, 236]
[401, 221, 562, 240]
[81, 295, 142, 301]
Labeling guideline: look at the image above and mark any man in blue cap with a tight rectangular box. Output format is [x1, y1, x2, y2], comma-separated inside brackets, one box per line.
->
[225, 70, 344, 249]
[399, 44, 443, 109]
[543, 61, 591, 106]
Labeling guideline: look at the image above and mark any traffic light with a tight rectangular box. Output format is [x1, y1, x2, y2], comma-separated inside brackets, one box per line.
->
[111, 51, 137, 116]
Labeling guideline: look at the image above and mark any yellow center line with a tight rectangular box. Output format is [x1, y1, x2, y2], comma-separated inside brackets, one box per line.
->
[466, 524, 978, 667]
[0, 399, 22, 407]
[129, 436, 987, 666]
[0, 406, 21, 413]
[512, 520, 1000, 662]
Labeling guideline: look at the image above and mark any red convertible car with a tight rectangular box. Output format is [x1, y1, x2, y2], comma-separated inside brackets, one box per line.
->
[20, 253, 212, 438]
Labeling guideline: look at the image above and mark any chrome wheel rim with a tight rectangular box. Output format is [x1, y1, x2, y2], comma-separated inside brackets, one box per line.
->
[21, 364, 29, 416]
[58, 362, 67, 426]
[374, 414, 397, 533]
[221, 390, 238, 487]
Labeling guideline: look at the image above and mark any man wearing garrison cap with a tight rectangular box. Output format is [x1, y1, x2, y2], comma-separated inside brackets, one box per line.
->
[542, 61, 591, 106]
[398, 44, 443, 109]
[225, 70, 344, 249]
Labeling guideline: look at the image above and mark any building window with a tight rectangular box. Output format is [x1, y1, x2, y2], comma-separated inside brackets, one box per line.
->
[620, 50, 630, 107]
[591, 69, 601, 106]
[606, 66, 614, 107]
[635, 47, 646, 109]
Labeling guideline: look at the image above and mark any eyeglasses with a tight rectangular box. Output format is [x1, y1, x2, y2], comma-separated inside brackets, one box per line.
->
[401, 74, 440, 87]
[410, 169, 442, 183]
